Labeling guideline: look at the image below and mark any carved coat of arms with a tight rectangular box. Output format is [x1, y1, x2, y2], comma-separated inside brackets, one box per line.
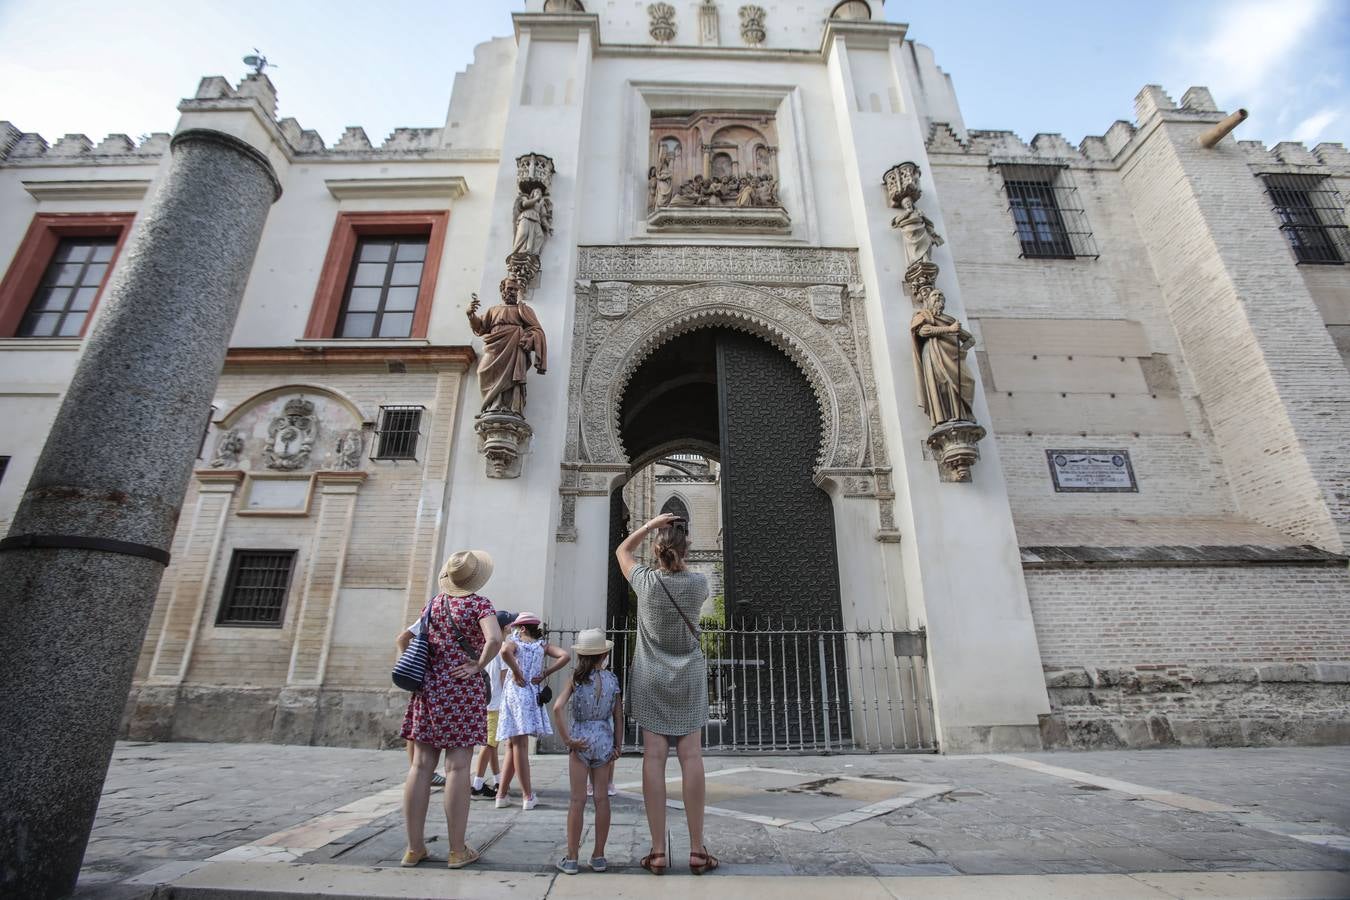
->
[263, 398, 317, 470]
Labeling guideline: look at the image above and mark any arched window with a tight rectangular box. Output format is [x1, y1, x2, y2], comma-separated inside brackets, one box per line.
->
[830, 0, 871, 20]
[661, 494, 690, 523]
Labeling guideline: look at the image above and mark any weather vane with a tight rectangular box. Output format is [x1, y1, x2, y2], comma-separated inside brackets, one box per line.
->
[241, 49, 276, 76]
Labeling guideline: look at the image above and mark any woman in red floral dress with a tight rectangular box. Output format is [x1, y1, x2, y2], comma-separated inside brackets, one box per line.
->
[400, 550, 502, 869]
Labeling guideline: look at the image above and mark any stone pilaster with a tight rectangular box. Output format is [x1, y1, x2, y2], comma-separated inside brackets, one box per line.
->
[402, 370, 465, 625]
[0, 126, 281, 897]
[146, 470, 244, 684]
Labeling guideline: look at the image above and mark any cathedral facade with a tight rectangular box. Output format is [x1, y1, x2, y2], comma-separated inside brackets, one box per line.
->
[1, 0, 1347, 752]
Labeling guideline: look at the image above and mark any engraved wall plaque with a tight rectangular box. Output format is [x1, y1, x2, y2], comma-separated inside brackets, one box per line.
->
[1046, 449, 1138, 493]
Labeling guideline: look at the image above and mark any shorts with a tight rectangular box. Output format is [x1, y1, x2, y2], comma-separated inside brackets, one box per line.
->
[485, 710, 500, 748]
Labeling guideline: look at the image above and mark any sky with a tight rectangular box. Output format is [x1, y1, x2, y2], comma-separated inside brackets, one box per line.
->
[0, 0, 1347, 150]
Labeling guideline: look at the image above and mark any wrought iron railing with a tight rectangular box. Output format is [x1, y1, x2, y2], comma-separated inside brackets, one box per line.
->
[544, 619, 936, 754]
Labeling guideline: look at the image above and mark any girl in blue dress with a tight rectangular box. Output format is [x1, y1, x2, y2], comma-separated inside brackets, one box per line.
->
[550, 628, 622, 874]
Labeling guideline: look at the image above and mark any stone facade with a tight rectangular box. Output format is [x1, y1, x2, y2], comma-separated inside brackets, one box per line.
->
[1, 2, 1347, 751]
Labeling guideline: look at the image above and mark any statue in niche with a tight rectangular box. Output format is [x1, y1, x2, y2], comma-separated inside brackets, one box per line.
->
[209, 429, 244, 468]
[335, 429, 363, 470]
[910, 288, 975, 427]
[263, 398, 317, 470]
[467, 278, 548, 416]
[511, 187, 553, 258]
[647, 167, 657, 210]
[891, 195, 944, 270]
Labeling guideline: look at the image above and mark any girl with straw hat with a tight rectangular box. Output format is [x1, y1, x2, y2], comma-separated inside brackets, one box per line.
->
[549, 628, 622, 875]
[399, 550, 502, 870]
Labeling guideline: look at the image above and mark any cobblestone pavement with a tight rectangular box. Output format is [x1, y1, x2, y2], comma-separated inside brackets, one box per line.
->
[75, 743, 1350, 897]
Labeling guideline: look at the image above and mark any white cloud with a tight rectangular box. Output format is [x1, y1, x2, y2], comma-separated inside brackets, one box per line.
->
[1195, 0, 1326, 95]
[1291, 108, 1341, 143]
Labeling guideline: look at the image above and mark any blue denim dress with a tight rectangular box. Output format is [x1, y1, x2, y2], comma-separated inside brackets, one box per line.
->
[570, 670, 620, 768]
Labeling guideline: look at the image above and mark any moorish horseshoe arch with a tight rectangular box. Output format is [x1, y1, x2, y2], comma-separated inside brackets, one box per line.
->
[579, 281, 869, 471]
[559, 247, 900, 544]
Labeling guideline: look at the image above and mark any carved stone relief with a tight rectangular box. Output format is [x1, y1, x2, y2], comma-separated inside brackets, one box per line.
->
[209, 429, 244, 468]
[699, 0, 720, 44]
[739, 5, 766, 45]
[564, 246, 895, 540]
[334, 429, 363, 470]
[808, 284, 843, 323]
[596, 281, 632, 318]
[648, 2, 676, 42]
[263, 398, 317, 470]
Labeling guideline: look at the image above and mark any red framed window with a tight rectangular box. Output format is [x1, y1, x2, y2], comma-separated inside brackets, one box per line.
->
[305, 211, 448, 340]
[0, 213, 135, 338]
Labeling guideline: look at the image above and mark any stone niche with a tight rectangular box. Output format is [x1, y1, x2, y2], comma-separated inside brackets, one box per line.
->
[647, 110, 790, 234]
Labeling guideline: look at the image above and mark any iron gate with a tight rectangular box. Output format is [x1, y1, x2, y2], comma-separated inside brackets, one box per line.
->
[546, 620, 937, 753]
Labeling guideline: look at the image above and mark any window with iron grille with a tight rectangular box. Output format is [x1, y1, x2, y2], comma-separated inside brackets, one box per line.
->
[336, 236, 429, 338]
[375, 405, 423, 459]
[217, 550, 296, 627]
[998, 164, 1098, 260]
[1262, 174, 1349, 264]
[18, 237, 117, 337]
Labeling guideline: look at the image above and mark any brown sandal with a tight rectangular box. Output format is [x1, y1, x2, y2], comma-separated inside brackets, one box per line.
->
[689, 846, 719, 875]
[640, 850, 667, 875]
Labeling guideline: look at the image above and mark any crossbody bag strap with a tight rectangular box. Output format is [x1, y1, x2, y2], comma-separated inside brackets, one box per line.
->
[443, 595, 480, 662]
[654, 573, 701, 650]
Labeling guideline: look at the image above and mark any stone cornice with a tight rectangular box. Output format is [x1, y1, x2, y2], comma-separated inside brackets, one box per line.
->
[324, 176, 468, 201]
[512, 11, 601, 49]
[22, 178, 151, 201]
[223, 345, 475, 372]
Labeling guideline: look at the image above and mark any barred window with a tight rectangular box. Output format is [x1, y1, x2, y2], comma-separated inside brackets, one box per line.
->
[998, 164, 1098, 259]
[1262, 174, 1349, 264]
[336, 236, 428, 338]
[375, 405, 423, 459]
[19, 237, 117, 337]
[217, 550, 295, 626]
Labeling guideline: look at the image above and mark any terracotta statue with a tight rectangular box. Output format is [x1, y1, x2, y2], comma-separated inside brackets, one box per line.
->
[467, 280, 547, 416]
[511, 188, 553, 257]
[891, 195, 944, 269]
[910, 288, 975, 426]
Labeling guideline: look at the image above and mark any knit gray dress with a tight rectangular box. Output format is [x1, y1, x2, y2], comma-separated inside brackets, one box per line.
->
[625, 563, 709, 737]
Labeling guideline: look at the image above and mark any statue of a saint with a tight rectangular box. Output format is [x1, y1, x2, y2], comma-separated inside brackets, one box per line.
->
[655, 154, 674, 208]
[467, 280, 548, 416]
[910, 289, 975, 427]
[891, 195, 944, 269]
[209, 429, 244, 468]
[511, 188, 553, 257]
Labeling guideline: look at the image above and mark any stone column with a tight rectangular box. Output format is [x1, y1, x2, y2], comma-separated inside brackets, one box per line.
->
[0, 128, 280, 898]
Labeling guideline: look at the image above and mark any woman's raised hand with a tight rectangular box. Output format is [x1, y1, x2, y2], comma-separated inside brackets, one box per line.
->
[645, 512, 682, 531]
[450, 661, 481, 680]
[513, 672, 527, 687]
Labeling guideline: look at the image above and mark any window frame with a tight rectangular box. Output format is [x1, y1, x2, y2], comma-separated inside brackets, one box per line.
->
[334, 235, 431, 339]
[997, 164, 1099, 261]
[1262, 173, 1348, 265]
[215, 548, 297, 628]
[305, 211, 448, 340]
[373, 405, 424, 460]
[0, 213, 135, 339]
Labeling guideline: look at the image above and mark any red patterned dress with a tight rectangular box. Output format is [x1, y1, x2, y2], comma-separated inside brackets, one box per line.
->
[400, 592, 497, 749]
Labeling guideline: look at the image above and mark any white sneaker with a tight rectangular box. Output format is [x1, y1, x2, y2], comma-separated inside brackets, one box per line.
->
[608, 783, 618, 797]
[494, 794, 510, 809]
[522, 794, 539, 811]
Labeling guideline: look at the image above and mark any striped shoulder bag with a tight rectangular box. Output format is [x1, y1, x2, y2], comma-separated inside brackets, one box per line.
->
[392, 597, 436, 692]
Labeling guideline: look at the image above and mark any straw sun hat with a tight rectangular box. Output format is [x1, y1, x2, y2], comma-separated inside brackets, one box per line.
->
[571, 628, 614, 656]
[438, 550, 494, 597]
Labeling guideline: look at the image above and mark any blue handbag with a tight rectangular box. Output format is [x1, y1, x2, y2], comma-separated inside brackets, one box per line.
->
[392, 599, 435, 692]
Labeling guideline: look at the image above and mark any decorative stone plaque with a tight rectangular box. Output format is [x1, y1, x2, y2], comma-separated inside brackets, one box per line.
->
[1046, 449, 1138, 493]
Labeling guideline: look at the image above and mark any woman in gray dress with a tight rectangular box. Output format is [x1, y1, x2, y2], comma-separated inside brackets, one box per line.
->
[616, 511, 718, 875]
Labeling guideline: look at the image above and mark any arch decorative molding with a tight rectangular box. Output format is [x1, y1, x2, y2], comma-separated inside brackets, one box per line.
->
[559, 245, 898, 543]
[216, 383, 368, 428]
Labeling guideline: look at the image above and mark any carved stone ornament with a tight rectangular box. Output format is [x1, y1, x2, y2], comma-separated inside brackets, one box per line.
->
[648, 2, 676, 42]
[209, 429, 244, 468]
[263, 398, 317, 470]
[808, 284, 844, 323]
[699, 0, 719, 44]
[739, 5, 766, 45]
[516, 153, 555, 194]
[476, 412, 533, 479]
[597, 281, 632, 318]
[335, 429, 363, 470]
[926, 420, 986, 483]
[883, 161, 923, 208]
